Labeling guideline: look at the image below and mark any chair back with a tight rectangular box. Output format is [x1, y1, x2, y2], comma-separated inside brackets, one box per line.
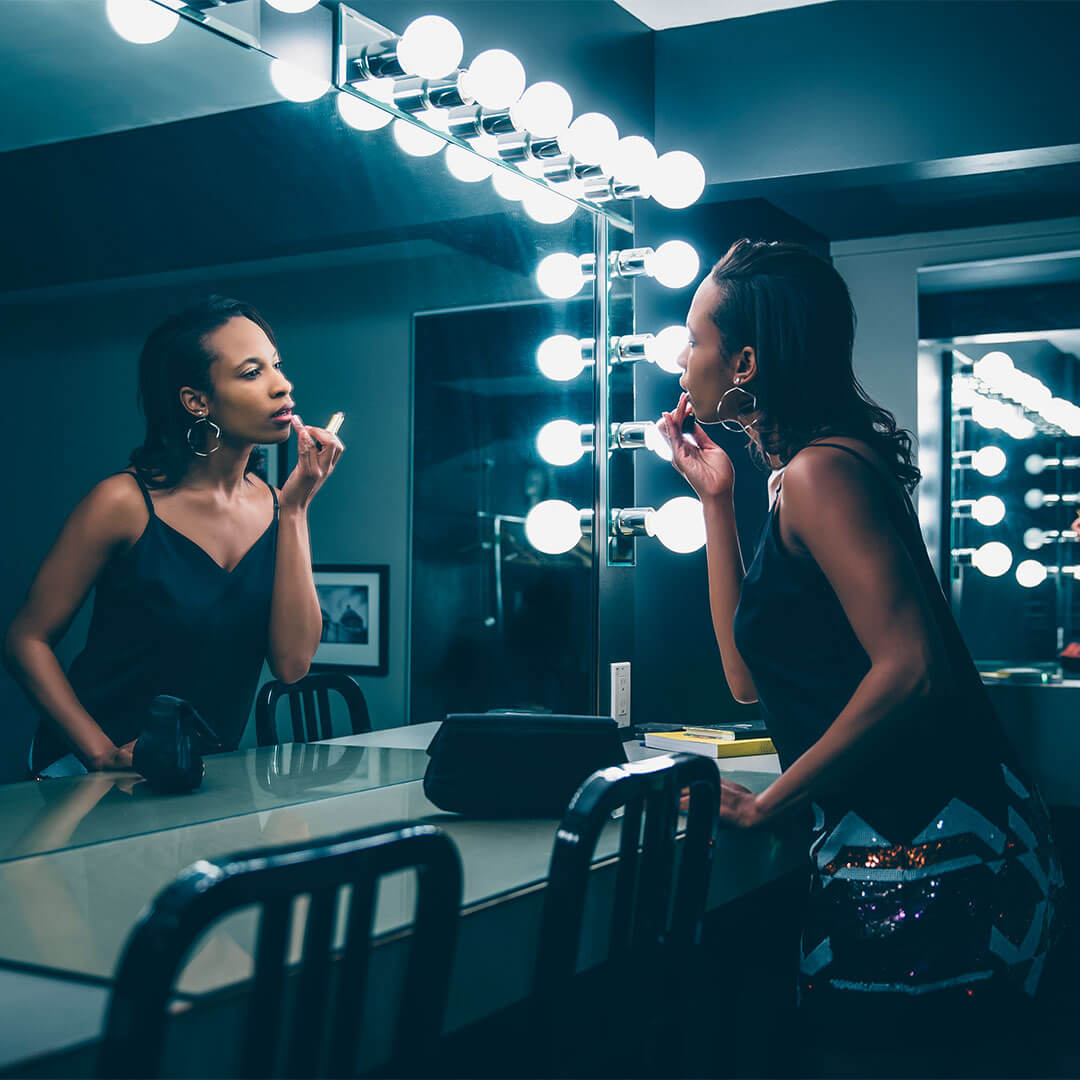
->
[98, 823, 461, 1079]
[256, 671, 372, 746]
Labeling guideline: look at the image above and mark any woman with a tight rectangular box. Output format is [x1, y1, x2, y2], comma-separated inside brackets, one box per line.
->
[661, 240, 1068, 1075]
[4, 296, 344, 777]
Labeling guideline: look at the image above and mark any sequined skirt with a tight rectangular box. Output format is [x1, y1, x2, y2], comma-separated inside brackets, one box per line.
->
[798, 761, 1068, 1003]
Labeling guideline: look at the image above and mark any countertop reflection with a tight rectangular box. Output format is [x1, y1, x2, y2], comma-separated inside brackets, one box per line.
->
[0, 743, 429, 864]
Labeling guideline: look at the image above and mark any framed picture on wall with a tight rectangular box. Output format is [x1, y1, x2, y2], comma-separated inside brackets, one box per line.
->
[252, 443, 283, 488]
[310, 564, 389, 675]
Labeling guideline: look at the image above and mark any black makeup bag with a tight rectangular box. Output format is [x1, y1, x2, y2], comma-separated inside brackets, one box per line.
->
[423, 712, 628, 818]
[133, 694, 221, 794]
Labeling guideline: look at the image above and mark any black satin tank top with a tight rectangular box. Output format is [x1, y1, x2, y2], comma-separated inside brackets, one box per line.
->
[732, 442, 1025, 840]
[32, 471, 278, 772]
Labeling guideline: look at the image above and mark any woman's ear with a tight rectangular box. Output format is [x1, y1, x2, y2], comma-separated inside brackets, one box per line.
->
[735, 346, 758, 384]
[178, 387, 208, 417]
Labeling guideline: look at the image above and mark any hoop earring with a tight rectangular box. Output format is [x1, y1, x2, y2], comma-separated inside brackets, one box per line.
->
[718, 383, 758, 433]
[186, 414, 221, 457]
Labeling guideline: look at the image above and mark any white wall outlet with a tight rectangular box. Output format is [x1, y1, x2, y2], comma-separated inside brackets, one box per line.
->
[610, 662, 631, 727]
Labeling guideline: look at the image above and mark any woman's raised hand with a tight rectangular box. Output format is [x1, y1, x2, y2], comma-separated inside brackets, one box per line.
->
[1073, 513, 1080, 541]
[280, 414, 346, 512]
[661, 392, 736, 500]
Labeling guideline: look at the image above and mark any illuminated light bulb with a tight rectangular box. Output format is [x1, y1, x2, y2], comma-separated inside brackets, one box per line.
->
[270, 59, 330, 102]
[1025, 488, 1047, 510]
[393, 117, 445, 156]
[650, 496, 706, 554]
[360, 77, 396, 104]
[467, 134, 501, 159]
[973, 350, 1014, 387]
[972, 495, 1006, 526]
[463, 49, 525, 109]
[510, 82, 574, 138]
[1016, 560, 1048, 589]
[643, 241, 700, 289]
[536, 253, 587, 299]
[644, 421, 674, 463]
[550, 179, 587, 201]
[537, 336, 588, 381]
[397, 15, 463, 79]
[106, 0, 178, 43]
[951, 376, 976, 410]
[491, 168, 533, 201]
[1023, 528, 1046, 551]
[336, 91, 392, 131]
[522, 184, 577, 224]
[649, 150, 706, 209]
[557, 112, 619, 165]
[972, 541, 1012, 578]
[602, 135, 657, 186]
[1025, 454, 1047, 475]
[536, 420, 587, 466]
[525, 500, 583, 555]
[644, 325, 689, 374]
[1010, 414, 1036, 440]
[265, 0, 320, 11]
[973, 446, 1007, 477]
[445, 143, 494, 182]
[1043, 397, 1073, 428]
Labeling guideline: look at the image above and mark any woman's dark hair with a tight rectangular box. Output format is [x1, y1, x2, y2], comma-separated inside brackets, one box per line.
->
[129, 296, 275, 489]
[709, 238, 921, 493]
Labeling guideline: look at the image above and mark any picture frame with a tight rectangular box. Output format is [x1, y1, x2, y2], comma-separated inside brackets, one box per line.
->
[310, 564, 389, 675]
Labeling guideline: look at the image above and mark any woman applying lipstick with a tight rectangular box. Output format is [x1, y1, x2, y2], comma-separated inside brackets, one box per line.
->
[4, 296, 344, 777]
[661, 240, 1066, 1074]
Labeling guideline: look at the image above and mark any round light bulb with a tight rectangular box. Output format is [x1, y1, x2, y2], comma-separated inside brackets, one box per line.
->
[650, 497, 706, 554]
[336, 91, 392, 131]
[601, 135, 657, 187]
[644, 240, 700, 289]
[537, 336, 587, 381]
[973, 350, 1014, 388]
[510, 82, 574, 138]
[270, 59, 330, 103]
[1016, 560, 1048, 589]
[972, 495, 1006, 527]
[393, 117, 445, 156]
[557, 112, 619, 165]
[536, 420, 586, 466]
[1023, 528, 1046, 551]
[522, 184, 577, 224]
[644, 325, 689, 374]
[468, 133, 501, 159]
[644, 421, 674, 462]
[1025, 454, 1046, 475]
[463, 49, 525, 109]
[397, 16, 463, 80]
[525, 500, 583, 555]
[491, 167, 533, 201]
[1025, 488, 1046, 510]
[265, 0, 320, 11]
[106, 0, 178, 44]
[536, 253, 586, 299]
[445, 143, 494, 182]
[649, 150, 706, 209]
[973, 446, 1007, 477]
[972, 541, 1012, 578]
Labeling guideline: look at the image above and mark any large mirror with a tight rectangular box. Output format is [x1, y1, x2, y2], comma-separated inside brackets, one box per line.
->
[0, 0, 609, 780]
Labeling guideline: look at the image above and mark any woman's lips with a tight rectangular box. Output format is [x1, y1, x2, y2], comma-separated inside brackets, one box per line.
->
[269, 411, 293, 423]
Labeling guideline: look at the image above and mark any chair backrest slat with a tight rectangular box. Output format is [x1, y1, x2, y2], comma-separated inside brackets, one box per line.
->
[325, 878, 377, 1078]
[256, 673, 373, 747]
[287, 888, 338, 1077]
[243, 897, 291, 1079]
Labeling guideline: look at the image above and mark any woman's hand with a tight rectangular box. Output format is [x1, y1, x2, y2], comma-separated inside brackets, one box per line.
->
[678, 776, 766, 828]
[280, 414, 345, 513]
[661, 392, 736, 500]
[91, 738, 137, 771]
[1072, 513, 1080, 540]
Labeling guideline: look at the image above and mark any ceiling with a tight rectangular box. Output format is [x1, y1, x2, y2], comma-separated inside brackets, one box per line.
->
[611, 0, 834, 31]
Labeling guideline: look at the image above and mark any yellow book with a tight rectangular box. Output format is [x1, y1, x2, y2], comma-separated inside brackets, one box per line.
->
[643, 732, 776, 758]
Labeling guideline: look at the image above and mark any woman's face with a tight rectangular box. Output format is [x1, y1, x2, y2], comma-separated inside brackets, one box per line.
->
[183, 317, 295, 445]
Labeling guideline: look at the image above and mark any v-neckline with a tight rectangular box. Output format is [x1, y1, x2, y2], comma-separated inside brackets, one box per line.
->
[155, 517, 274, 575]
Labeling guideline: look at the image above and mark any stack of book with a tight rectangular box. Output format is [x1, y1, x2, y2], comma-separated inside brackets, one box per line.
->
[642, 723, 775, 759]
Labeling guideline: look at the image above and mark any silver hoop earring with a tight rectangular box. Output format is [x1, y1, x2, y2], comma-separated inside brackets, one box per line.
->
[186, 415, 221, 457]
[718, 384, 758, 433]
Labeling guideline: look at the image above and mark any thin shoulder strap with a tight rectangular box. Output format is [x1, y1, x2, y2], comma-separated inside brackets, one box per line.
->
[123, 470, 156, 517]
[259, 473, 279, 518]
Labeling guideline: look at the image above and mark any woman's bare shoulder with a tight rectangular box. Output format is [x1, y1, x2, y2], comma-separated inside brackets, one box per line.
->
[73, 471, 150, 544]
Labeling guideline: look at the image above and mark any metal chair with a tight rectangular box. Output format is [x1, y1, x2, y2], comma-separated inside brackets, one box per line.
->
[98, 823, 462, 1079]
[255, 671, 372, 746]
[531, 753, 721, 1078]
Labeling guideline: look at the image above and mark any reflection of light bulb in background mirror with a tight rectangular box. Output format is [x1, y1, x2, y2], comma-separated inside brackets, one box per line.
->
[650, 497, 706, 553]
[536, 420, 587, 466]
[468, 134, 501, 158]
[643, 241, 699, 289]
[522, 184, 577, 224]
[525, 500, 583, 555]
[644, 325, 688, 374]
[510, 82, 573, 137]
[973, 350, 1014, 387]
[393, 117, 445, 156]
[1025, 454, 1047, 475]
[537, 336, 588, 381]
[557, 113, 619, 165]
[106, 0, 178, 43]
[445, 143, 494, 181]
[973, 446, 1007, 477]
[337, 91, 392, 131]
[397, 16, 463, 79]
[1025, 488, 1046, 510]
[536, 253, 587, 299]
[463, 49, 525, 109]
[270, 59, 330, 102]
[265, 0, 320, 10]
[491, 168, 533, 201]
[1024, 528, 1046, 550]
[601, 135, 657, 186]
[972, 495, 1006, 526]
[1017, 560, 1048, 588]
[649, 150, 706, 209]
[644, 421, 674, 462]
[972, 541, 1012, 577]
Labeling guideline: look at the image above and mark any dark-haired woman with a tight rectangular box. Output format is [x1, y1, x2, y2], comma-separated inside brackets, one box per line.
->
[4, 297, 344, 777]
[662, 240, 1068, 1075]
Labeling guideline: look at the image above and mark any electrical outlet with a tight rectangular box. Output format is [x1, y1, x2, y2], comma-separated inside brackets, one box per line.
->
[610, 662, 631, 727]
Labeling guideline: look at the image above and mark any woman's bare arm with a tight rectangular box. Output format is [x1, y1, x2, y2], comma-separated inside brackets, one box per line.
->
[2, 476, 144, 770]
